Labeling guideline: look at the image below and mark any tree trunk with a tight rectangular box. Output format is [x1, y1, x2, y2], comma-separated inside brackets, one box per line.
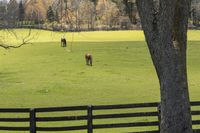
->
[136, 0, 192, 133]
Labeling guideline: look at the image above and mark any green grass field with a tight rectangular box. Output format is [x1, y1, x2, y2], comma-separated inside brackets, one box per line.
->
[0, 30, 200, 133]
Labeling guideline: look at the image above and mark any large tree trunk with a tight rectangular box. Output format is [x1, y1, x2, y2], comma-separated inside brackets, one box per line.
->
[136, 0, 192, 133]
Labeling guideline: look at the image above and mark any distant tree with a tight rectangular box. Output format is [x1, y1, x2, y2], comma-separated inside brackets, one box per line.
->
[24, 0, 49, 24]
[7, 0, 18, 24]
[90, 0, 98, 26]
[18, 0, 25, 22]
[47, 6, 55, 22]
[55, 10, 59, 22]
[122, 0, 137, 24]
[0, 2, 7, 21]
[112, 0, 138, 28]
[78, 0, 95, 30]
[191, 0, 200, 26]
[55, 0, 68, 22]
[90, 0, 98, 6]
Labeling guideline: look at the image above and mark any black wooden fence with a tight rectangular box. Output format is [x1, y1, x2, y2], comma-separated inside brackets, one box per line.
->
[0, 101, 200, 133]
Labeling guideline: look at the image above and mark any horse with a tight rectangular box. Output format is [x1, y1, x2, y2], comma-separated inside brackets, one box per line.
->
[61, 38, 67, 47]
[85, 53, 93, 66]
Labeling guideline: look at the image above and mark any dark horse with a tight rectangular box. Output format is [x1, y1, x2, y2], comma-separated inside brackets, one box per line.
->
[61, 38, 67, 47]
[85, 53, 93, 66]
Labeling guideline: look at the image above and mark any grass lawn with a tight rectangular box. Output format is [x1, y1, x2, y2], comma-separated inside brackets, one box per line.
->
[0, 30, 200, 132]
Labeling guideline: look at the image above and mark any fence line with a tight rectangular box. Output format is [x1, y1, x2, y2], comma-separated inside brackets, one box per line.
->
[0, 102, 199, 133]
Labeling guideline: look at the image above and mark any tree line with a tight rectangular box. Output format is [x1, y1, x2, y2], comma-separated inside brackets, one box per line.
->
[0, 0, 139, 31]
[0, 0, 199, 31]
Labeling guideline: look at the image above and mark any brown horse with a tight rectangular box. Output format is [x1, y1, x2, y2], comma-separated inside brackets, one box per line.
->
[85, 53, 93, 66]
[61, 38, 67, 47]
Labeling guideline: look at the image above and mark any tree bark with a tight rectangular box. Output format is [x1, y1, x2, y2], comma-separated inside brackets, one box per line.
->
[136, 0, 192, 133]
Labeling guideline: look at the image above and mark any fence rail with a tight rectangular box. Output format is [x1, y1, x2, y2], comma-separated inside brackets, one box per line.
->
[0, 102, 199, 133]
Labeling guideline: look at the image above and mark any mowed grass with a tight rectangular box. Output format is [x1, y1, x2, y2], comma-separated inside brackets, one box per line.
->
[0, 41, 160, 107]
[1, 29, 200, 44]
[0, 30, 200, 133]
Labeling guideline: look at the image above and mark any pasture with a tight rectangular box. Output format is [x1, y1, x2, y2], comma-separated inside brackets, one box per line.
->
[0, 30, 200, 133]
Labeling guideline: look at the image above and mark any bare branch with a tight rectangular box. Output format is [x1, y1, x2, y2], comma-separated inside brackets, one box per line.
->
[0, 29, 37, 49]
[0, 42, 31, 49]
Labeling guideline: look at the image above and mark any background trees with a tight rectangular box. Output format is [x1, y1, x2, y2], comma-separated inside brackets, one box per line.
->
[191, 0, 200, 26]
[0, 0, 7, 22]
[0, 0, 138, 30]
[18, 0, 25, 22]
[6, 0, 18, 26]
[1, 0, 200, 31]
[47, 6, 55, 22]
[78, 0, 95, 30]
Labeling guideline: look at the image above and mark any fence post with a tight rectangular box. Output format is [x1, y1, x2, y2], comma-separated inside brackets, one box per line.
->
[157, 103, 161, 132]
[87, 105, 93, 133]
[30, 108, 36, 133]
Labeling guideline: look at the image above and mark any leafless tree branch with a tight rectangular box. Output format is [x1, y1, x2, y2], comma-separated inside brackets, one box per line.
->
[0, 29, 37, 49]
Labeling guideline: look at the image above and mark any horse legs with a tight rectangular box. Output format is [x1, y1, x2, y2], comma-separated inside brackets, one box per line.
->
[85, 54, 92, 66]
[89, 58, 92, 66]
[85, 57, 89, 65]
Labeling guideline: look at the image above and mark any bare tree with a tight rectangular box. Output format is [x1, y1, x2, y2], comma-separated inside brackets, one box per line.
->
[78, 0, 95, 30]
[0, 29, 37, 49]
[0, 0, 37, 49]
[135, 0, 192, 132]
